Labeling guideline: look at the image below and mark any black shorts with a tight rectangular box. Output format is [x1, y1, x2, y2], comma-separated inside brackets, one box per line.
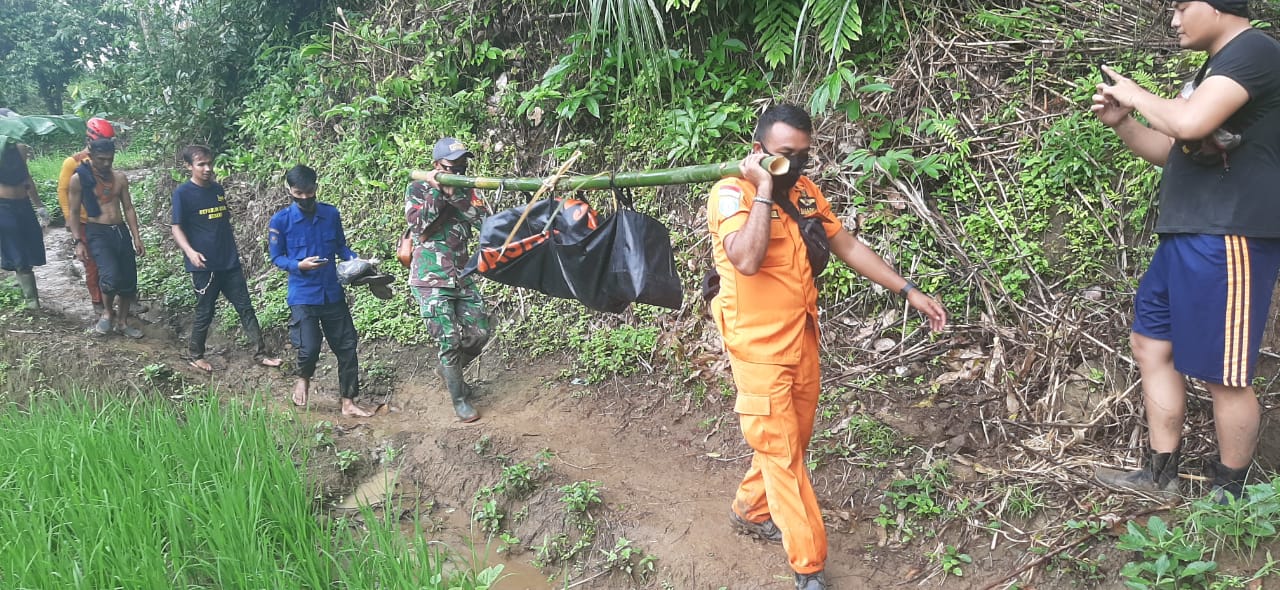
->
[85, 223, 138, 296]
[0, 198, 46, 271]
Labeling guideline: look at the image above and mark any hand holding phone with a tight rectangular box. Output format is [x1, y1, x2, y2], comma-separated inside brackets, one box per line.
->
[1099, 64, 1115, 86]
[300, 256, 329, 270]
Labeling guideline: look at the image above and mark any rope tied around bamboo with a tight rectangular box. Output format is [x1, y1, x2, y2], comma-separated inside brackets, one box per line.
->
[410, 154, 792, 254]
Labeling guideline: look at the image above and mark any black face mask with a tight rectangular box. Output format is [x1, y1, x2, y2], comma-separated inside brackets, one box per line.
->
[294, 197, 317, 214]
[762, 149, 809, 198]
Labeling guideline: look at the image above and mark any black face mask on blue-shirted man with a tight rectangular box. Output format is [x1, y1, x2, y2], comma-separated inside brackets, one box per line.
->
[288, 185, 318, 214]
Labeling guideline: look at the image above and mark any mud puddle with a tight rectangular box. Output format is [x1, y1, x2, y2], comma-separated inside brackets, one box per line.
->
[338, 468, 550, 590]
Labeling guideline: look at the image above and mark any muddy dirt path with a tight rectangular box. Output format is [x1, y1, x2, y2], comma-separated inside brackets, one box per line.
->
[310, 361, 927, 589]
[15, 224, 993, 590]
[31, 226, 102, 324]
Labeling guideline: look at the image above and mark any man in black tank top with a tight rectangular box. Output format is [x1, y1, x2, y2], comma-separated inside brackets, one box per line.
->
[1091, 0, 1280, 503]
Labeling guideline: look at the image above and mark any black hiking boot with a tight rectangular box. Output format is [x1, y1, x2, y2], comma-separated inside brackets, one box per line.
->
[729, 509, 782, 544]
[794, 570, 828, 590]
[1095, 447, 1181, 497]
[1209, 460, 1250, 505]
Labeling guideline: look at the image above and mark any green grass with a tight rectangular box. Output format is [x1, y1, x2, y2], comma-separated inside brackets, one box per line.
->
[0, 392, 501, 589]
[0, 278, 24, 311]
[24, 154, 65, 184]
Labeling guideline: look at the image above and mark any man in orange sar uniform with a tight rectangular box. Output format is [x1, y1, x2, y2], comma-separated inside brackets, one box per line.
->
[707, 104, 948, 590]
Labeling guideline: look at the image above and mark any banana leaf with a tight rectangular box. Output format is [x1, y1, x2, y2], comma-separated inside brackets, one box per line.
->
[0, 115, 87, 152]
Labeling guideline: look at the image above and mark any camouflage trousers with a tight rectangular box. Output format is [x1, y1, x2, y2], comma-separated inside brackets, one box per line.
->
[411, 284, 491, 367]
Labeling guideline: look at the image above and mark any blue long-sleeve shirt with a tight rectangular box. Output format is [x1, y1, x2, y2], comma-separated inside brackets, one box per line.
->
[268, 202, 359, 305]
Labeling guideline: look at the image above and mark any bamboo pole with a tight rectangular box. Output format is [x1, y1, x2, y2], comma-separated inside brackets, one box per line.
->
[408, 155, 791, 190]
[501, 151, 582, 250]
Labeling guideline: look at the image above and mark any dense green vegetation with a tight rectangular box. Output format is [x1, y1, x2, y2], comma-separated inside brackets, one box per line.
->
[2, 0, 1189, 344]
[9, 0, 1280, 586]
[3, 0, 1176, 336]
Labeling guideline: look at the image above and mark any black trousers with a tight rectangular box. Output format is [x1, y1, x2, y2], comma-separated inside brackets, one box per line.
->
[189, 266, 267, 360]
[289, 302, 359, 400]
[85, 223, 137, 296]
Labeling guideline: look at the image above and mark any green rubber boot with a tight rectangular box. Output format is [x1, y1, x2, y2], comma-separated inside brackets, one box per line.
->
[15, 271, 38, 310]
[440, 363, 479, 423]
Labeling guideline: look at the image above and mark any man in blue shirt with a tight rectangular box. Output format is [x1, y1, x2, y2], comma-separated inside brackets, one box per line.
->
[268, 164, 373, 418]
[171, 145, 281, 373]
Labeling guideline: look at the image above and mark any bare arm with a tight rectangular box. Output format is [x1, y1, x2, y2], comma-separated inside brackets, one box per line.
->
[119, 175, 145, 257]
[67, 174, 89, 261]
[170, 224, 205, 268]
[1116, 77, 1248, 141]
[1113, 117, 1175, 167]
[1091, 74, 1176, 166]
[24, 177, 39, 209]
[829, 228, 947, 331]
[1099, 65, 1248, 141]
[722, 153, 774, 276]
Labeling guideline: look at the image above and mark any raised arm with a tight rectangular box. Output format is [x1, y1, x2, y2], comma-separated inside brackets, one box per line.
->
[722, 153, 774, 276]
[1102, 66, 1248, 142]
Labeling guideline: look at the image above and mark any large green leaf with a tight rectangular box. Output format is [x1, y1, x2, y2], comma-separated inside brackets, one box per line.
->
[0, 115, 87, 152]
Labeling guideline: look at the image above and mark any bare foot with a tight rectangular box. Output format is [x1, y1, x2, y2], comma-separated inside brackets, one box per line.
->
[188, 359, 213, 373]
[291, 381, 308, 407]
[341, 399, 374, 418]
[259, 356, 283, 368]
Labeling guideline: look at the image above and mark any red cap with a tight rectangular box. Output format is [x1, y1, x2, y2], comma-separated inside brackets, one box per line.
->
[86, 117, 115, 141]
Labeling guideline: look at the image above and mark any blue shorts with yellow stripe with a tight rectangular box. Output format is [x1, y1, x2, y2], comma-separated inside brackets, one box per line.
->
[1134, 234, 1280, 387]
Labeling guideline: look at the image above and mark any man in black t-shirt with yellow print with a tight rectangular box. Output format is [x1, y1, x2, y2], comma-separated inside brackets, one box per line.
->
[170, 145, 281, 373]
[1091, 0, 1280, 503]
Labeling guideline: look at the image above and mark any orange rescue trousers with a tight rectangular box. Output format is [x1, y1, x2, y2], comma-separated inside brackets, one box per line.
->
[729, 321, 826, 575]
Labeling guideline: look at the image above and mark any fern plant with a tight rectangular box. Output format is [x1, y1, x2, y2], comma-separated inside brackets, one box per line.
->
[753, 0, 862, 69]
[753, 1, 802, 69]
[808, 0, 862, 67]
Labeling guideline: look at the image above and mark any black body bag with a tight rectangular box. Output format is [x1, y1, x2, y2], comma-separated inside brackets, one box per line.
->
[463, 187, 683, 314]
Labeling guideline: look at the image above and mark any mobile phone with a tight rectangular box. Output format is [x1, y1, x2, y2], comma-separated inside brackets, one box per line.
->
[315, 258, 330, 265]
[1099, 64, 1114, 86]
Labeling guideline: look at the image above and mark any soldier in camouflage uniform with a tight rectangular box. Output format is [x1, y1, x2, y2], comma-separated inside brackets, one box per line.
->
[405, 137, 491, 422]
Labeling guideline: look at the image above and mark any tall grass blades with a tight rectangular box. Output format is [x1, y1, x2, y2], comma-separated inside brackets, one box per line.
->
[0, 393, 494, 589]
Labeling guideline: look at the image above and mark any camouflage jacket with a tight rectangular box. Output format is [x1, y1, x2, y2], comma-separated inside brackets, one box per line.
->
[404, 180, 486, 288]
